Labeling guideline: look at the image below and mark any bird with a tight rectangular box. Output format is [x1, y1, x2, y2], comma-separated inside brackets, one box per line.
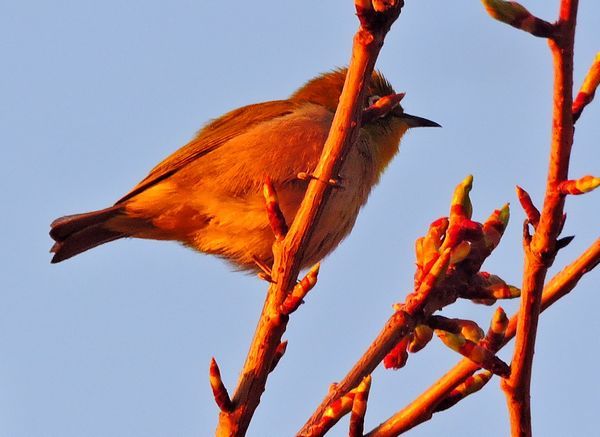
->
[49, 68, 439, 271]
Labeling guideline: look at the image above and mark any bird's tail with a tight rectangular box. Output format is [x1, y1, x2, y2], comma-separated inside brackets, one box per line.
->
[50, 205, 127, 263]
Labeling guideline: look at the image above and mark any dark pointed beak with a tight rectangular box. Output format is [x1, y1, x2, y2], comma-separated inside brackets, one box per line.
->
[399, 112, 441, 128]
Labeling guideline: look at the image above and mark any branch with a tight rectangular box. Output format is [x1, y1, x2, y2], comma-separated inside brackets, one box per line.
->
[502, 2, 579, 436]
[214, 2, 405, 435]
[365, 238, 599, 436]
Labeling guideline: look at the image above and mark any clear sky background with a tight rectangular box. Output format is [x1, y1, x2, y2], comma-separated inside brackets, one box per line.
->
[1, 1, 598, 436]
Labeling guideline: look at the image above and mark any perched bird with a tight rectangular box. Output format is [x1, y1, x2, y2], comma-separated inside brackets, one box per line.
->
[50, 68, 439, 270]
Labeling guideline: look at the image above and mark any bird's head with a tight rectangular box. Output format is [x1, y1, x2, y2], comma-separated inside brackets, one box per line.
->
[290, 68, 439, 175]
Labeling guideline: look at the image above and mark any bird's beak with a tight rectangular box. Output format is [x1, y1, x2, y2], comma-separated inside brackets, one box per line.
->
[398, 112, 441, 128]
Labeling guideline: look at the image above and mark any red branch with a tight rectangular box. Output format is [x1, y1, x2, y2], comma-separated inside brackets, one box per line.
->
[501, 2, 579, 435]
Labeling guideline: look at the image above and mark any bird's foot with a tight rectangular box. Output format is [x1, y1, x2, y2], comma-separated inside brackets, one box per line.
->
[297, 172, 344, 189]
[253, 256, 275, 283]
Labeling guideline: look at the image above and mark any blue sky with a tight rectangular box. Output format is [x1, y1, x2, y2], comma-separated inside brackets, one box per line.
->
[1, 1, 598, 436]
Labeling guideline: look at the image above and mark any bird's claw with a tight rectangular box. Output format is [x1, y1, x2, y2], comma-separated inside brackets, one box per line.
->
[253, 256, 275, 283]
[297, 172, 344, 189]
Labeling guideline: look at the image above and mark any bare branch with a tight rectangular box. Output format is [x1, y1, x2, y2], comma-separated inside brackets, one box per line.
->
[502, 2, 579, 435]
[432, 370, 493, 413]
[263, 177, 289, 241]
[269, 341, 288, 373]
[435, 330, 510, 377]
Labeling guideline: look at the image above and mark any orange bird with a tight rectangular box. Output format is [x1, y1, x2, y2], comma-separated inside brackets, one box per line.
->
[50, 69, 439, 270]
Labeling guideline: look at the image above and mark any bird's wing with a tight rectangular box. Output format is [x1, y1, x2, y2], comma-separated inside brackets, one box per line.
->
[116, 100, 299, 204]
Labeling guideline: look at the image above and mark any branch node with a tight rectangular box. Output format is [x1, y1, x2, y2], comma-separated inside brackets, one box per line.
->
[280, 263, 321, 315]
[573, 52, 600, 122]
[355, 0, 405, 33]
[263, 176, 288, 241]
[209, 357, 233, 413]
[516, 185, 540, 228]
[407, 324, 434, 353]
[522, 219, 532, 246]
[483, 306, 509, 350]
[315, 386, 359, 435]
[383, 335, 410, 369]
[482, 203, 510, 251]
[349, 375, 372, 437]
[428, 315, 485, 343]
[558, 175, 600, 195]
[435, 329, 510, 377]
[269, 341, 288, 373]
[556, 235, 575, 251]
[472, 272, 521, 301]
[481, 0, 555, 38]
[558, 212, 568, 236]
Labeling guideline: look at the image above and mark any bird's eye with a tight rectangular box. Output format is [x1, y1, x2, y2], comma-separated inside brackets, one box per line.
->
[367, 95, 381, 106]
